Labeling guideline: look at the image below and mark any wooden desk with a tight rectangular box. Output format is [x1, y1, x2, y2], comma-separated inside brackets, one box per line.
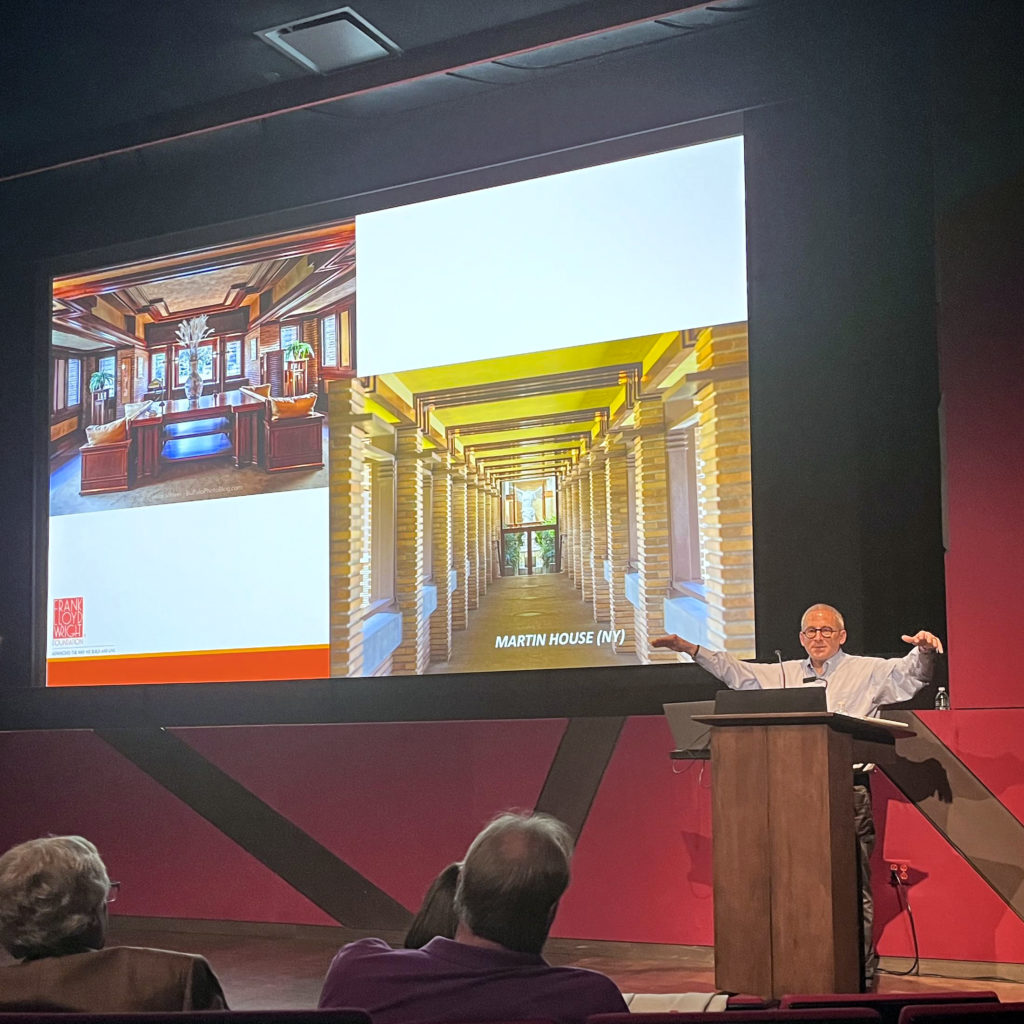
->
[129, 392, 264, 477]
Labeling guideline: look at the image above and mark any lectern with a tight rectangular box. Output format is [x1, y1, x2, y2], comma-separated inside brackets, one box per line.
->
[693, 711, 909, 999]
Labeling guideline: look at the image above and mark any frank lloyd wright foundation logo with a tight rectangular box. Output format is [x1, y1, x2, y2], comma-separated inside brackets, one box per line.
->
[53, 597, 84, 639]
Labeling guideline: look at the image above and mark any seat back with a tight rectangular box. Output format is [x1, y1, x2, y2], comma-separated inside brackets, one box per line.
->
[0, 1012, 372, 1024]
[588, 1008, 882, 1023]
[781, 991, 1000, 1024]
[898, 1003, 1024, 1024]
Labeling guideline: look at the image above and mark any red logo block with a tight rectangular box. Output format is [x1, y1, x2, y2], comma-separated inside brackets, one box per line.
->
[53, 597, 84, 639]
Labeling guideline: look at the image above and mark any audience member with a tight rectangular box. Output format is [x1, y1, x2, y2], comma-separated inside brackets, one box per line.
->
[0, 835, 227, 1011]
[320, 812, 627, 1023]
[404, 862, 460, 949]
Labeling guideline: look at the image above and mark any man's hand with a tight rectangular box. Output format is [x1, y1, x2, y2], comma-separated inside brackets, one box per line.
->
[652, 634, 700, 657]
[901, 630, 945, 654]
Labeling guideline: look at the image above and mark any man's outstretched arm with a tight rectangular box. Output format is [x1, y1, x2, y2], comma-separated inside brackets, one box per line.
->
[873, 629, 945, 706]
[652, 634, 772, 690]
[652, 633, 700, 657]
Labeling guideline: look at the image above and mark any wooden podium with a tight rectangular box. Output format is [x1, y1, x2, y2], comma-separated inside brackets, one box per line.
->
[694, 711, 910, 998]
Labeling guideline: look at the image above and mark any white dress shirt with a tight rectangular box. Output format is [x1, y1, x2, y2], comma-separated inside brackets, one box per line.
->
[694, 646, 934, 718]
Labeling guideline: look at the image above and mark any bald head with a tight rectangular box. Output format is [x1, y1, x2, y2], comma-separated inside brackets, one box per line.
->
[455, 812, 572, 954]
[801, 604, 845, 631]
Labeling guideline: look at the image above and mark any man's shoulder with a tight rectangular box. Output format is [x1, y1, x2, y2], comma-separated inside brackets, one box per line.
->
[834, 650, 900, 669]
[331, 937, 402, 959]
[10, 947, 211, 971]
[544, 962, 624, 990]
[553, 963, 619, 984]
[101, 945, 210, 963]
[327, 938, 418, 974]
[538, 963, 629, 1012]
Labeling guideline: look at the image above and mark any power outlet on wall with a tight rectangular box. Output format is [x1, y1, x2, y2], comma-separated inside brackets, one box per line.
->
[889, 861, 912, 884]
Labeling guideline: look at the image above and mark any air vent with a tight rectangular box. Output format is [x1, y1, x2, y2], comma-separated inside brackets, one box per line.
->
[256, 7, 400, 75]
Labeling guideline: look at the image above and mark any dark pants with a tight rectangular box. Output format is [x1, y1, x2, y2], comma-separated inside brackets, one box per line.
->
[853, 779, 878, 988]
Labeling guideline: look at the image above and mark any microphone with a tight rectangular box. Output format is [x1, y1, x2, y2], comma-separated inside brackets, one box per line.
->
[775, 649, 786, 688]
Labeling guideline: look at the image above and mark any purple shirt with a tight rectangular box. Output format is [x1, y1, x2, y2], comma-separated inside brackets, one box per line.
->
[318, 937, 628, 1024]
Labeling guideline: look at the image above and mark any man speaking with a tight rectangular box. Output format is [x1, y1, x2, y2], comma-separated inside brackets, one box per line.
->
[653, 603, 944, 989]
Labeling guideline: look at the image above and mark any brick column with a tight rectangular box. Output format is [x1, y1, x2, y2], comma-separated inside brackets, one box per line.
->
[491, 489, 501, 580]
[695, 324, 755, 655]
[451, 466, 469, 631]
[467, 476, 481, 610]
[430, 453, 453, 664]
[328, 378, 367, 677]
[476, 473, 489, 596]
[393, 425, 429, 674]
[633, 395, 675, 663]
[667, 430, 700, 583]
[563, 477, 577, 586]
[578, 463, 593, 601]
[605, 436, 635, 651]
[589, 450, 610, 624]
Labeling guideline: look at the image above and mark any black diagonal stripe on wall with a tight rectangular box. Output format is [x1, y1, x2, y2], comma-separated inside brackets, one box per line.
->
[95, 727, 412, 930]
[533, 717, 625, 842]
[886, 711, 1024, 922]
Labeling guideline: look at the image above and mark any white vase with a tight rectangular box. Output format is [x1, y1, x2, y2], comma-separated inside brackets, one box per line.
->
[184, 354, 202, 400]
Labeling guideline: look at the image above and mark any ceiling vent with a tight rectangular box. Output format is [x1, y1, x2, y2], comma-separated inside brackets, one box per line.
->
[256, 7, 400, 75]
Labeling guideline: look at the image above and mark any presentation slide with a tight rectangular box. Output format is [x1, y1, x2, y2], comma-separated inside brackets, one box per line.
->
[46, 135, 753, 685]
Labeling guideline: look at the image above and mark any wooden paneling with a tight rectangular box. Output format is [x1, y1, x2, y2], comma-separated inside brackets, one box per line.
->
[79, 438, 132, 494]
[710, 719, 866, 998]
[711, 724, 772, 995]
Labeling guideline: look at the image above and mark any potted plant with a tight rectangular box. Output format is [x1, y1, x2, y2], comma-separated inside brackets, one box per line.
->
[285, 340, 314, 363]
[537, 529, 557, 572]
[89, 369, 115, 394]
[503, 532, 523, 576]
[88, 368, 115, 424]
[283, 340, 314, 395]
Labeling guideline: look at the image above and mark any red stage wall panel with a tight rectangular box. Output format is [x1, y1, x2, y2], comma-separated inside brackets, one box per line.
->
[874, 768, 1024, 964]
[553, 715, 714, 945]
[926, 710, 1024, 826]
[175, 719, 567, 911]
[939, 175, 1024, 710]
[0, 730, 336, 925]
[1, 717, 1021, 963]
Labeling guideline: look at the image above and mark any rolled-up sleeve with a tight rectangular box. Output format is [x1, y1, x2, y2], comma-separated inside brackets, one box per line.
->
[875, 647, 934, 706]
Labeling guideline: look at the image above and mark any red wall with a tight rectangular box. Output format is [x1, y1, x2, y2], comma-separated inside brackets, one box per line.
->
[2, 711, 1023, 964]
[940, 173, 1024, 710]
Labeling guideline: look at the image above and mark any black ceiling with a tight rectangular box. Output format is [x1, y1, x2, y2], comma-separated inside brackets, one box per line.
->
[1, 0, 789, 182]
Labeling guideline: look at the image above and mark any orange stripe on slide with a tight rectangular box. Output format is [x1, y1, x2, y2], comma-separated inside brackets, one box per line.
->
[46, 646, 330, 686]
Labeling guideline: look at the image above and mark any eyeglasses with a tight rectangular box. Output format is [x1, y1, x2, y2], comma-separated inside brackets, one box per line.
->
[105, 881, 121, 905]
[801, 626, 838, 638]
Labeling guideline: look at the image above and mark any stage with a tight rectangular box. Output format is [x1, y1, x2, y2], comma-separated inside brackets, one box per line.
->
[78, 918, 1024, 1009]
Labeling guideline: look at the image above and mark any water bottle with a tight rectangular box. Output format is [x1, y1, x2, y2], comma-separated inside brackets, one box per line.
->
[934, 685, 950, 711]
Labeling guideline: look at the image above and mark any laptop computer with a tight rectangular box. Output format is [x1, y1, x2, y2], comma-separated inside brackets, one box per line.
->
[663, 700, 715, 759]
[713, 685, 827, 715]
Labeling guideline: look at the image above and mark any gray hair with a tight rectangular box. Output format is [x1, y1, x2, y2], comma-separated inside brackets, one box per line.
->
[801, 603, 845, 631]
[0, 836, 110, 959]
[454, 811, 573, 955]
